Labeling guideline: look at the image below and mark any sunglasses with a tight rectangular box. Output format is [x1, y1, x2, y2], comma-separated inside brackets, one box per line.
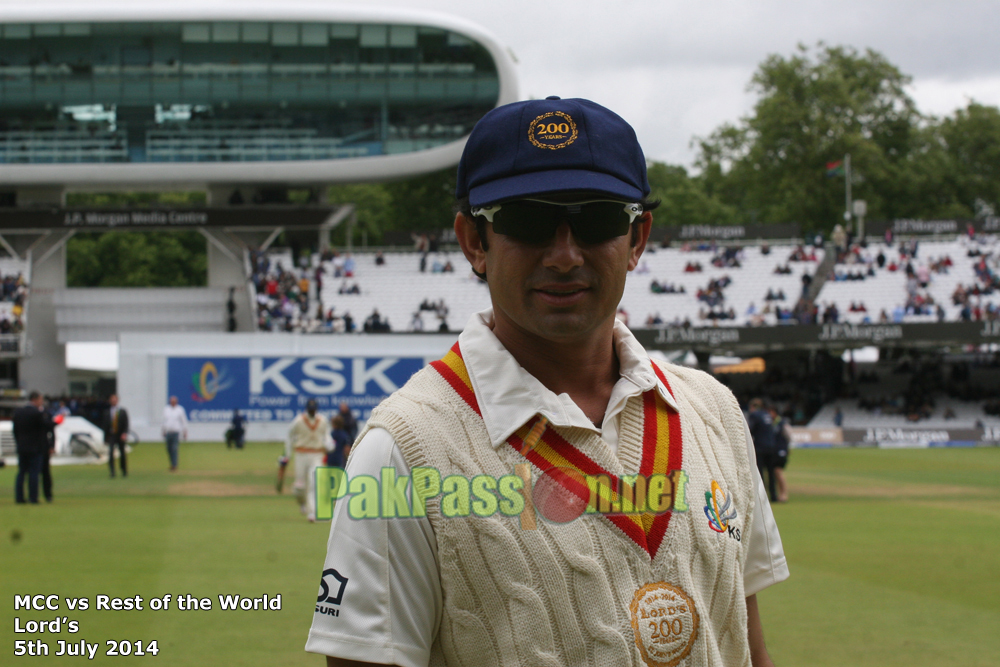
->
[470, 199, 643, 245]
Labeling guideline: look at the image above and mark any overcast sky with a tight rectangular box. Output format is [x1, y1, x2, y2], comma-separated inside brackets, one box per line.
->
[343, 0, 1000, 167]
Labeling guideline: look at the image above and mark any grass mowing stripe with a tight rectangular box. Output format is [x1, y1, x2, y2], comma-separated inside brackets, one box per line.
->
[760, 447, 1000, 666]
[759, 564, 1000, 667]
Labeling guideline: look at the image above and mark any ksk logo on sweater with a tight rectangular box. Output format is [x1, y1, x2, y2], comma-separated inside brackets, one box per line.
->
[704, 481, 741, 542]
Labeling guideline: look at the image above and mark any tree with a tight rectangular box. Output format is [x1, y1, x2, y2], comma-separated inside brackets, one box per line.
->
[325, 183, 392, 245]
[67, 231, 207, 287]
[696, 44, 921, 230]
[384, 168, 458, 233]
[939, 102, 1000, 217]
[646, 162, 738, 227]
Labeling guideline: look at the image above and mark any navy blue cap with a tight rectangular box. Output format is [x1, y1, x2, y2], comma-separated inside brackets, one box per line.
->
[456, 97, 650, 207]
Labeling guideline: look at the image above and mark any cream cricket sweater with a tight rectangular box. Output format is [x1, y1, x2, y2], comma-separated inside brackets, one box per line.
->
[361, 357, 754, 667]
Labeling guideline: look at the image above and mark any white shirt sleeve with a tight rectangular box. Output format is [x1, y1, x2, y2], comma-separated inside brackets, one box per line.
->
[742, 418, 790, 596]
[305, 428, 441, 667]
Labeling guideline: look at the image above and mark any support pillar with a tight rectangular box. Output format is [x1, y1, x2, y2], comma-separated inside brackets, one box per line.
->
[201, 228, 254, 331]
[20, 231, 74, 394]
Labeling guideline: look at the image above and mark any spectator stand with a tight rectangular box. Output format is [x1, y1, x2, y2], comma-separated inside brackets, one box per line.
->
[620, 240, 825, 329]
[814, 235, 1000, 325]
[809, 352, 1000, 430]
[0, 253, 31, 357]
[248, 247, 318, 332]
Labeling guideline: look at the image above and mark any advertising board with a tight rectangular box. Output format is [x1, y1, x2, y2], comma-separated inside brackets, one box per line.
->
[167, 355, 425, 424]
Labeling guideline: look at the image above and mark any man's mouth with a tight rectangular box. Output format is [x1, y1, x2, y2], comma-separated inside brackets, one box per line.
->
[534, 285, 589, 304]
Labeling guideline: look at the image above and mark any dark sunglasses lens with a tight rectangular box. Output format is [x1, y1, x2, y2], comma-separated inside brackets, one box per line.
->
[570, 203, 633, 244]
[492, 203, 559, 244]
[491, 201, 632, 244]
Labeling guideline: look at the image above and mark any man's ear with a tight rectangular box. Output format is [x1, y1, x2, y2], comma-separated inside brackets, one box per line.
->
[454, 212, 487, 276]
[628, 211, 653, 271]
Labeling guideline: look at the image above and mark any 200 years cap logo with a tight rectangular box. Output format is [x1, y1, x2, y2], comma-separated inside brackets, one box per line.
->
[528, 111, 578, 150]
[629, 582, 699, 667]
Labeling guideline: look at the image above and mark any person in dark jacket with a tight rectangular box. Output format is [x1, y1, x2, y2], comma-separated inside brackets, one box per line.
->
[327, 415, 352, 469]
[231, 410, 245, 449]
[337, 402, 358, 442]
[770, 406, 791, 503]
[13, 391, 54, 503]
[747, 398, 778, 502]
[103, 394, 130, 478]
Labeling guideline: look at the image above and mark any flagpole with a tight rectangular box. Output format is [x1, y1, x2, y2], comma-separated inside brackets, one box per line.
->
[844, 153, 852, 233]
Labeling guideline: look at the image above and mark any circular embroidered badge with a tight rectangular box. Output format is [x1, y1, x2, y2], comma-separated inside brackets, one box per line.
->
[629, 582, 699, 667]
[528, 111, 578, 150]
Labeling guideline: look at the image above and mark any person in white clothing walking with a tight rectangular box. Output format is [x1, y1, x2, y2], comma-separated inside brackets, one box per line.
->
[161, 396, 188, 472]
[286, 399, 333, 521]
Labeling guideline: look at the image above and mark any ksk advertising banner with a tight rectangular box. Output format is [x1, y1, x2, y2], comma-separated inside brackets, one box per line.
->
[167, 356, 425, 422]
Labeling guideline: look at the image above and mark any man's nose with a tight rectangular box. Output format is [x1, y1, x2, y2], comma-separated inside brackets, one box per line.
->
[543, 221, 585, 272]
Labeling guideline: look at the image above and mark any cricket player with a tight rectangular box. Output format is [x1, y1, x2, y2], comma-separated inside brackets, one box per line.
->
[308, 97, 788, 666]
[285, 399, 332, 521]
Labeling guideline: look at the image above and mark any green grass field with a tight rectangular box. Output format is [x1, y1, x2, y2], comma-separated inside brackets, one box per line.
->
[2, 443, 998, 666]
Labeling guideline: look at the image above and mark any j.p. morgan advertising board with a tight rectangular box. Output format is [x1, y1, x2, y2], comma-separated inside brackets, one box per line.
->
[168, 356, 425, 423]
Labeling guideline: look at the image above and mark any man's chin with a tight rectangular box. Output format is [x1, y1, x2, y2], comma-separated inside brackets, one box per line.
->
[529, 312, 604, 341]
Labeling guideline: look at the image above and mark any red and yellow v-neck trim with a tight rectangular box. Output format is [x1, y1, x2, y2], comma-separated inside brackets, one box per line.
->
[430, 342, 684, 560]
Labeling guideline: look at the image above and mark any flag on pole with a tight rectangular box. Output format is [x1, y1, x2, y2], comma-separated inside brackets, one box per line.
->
[826, 160, 845, 177]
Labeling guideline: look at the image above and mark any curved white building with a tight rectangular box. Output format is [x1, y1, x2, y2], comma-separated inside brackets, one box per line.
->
[0, 2, 520, 186]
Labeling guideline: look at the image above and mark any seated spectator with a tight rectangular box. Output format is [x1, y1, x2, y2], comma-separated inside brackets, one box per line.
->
[363, 309, 391, 333]
[443, 260, 454, 273]
[436, 299, 449, 320]
[375, 251, 386, 266]
[343, 253, 356, 277]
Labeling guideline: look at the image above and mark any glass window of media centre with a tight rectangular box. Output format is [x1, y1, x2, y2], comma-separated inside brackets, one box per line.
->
[0, 22, 500, 164]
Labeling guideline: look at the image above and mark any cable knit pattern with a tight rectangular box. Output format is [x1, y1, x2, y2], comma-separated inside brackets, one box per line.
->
[356, 359, 753, 667]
